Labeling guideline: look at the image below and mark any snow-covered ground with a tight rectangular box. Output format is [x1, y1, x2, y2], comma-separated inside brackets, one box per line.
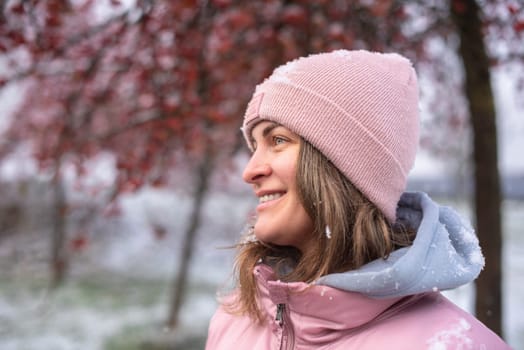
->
[0, 187, 522, 350]
[0, 187, 250, 350]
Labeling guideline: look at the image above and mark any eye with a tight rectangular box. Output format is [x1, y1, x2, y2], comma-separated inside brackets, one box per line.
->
[273, 136, 287, 146]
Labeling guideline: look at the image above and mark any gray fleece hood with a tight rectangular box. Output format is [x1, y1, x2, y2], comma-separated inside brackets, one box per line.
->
[316, 192, 485, 298]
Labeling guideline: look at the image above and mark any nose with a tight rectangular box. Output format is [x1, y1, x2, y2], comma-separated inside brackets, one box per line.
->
[242, 151, 271, 185]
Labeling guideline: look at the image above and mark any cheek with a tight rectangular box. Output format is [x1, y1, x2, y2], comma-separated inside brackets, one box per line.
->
[295, 208, 314, 232]
[286, 206, 315, 251]
[274, 158, 298, 185]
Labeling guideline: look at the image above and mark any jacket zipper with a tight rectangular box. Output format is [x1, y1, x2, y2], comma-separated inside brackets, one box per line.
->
[275, 303, 294, 350]
[276, 303, 285, 326]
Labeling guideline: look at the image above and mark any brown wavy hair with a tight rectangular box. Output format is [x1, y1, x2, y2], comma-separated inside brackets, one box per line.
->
[225, 139, 415, 322]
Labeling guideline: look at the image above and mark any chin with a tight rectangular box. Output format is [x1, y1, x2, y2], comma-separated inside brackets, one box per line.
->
[254, 229, 283, 246]
[256, 236, 295, 250]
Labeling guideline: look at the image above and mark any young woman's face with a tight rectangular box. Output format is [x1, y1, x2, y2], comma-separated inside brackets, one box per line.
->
[242, 121, 314, 252]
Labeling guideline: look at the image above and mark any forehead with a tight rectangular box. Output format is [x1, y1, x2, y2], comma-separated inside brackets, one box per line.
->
[250, 120, 280, 138]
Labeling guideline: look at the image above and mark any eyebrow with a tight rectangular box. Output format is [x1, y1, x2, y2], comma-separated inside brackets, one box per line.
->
[249, 122, 279, 145]
[262, 122, 279, 138]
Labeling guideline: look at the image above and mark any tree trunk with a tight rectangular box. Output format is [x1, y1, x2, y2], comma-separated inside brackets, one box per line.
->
[166, 0, 215, 330]
[450, 0, 503, 337]
[166, 147, 214, 329]
[50, 174, 68, 288]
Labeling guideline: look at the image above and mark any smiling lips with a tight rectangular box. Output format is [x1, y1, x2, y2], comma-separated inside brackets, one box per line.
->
[258, 192, 285, 204]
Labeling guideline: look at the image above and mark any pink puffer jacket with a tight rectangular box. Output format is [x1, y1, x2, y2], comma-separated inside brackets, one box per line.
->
[206, 264, 510, 350]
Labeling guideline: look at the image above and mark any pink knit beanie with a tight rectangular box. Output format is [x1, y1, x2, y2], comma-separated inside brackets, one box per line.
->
[242, 50, 420, 223]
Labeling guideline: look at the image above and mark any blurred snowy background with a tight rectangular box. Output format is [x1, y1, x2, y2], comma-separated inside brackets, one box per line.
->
[1, 1, 523, 349]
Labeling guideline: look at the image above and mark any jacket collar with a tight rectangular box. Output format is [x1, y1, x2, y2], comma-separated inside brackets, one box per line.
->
[315, 192, 484, 298]
[254, 264, 407, 346]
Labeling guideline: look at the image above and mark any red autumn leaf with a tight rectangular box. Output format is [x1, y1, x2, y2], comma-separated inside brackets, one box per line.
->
[45, 13, 62, 27]
[451, 0, 467, 14]
[281, 5, 308, 26]
[121, 177, 143, 192]
[368, 0, 392, 17]
[10, 3, 25, 14]
[259, 26, 276, 42]
[151, 176, 166, 187]
[70, 235, 88, 252]
[208, 110, 227, 122]
[211, 0, 232, 8]
[227, 9, 254, 29]
[152, 224, 167, 240]
[164, 117, 182, 132]
[177, 0, 198, 8]
[139, 159, 153, 172]
[152, 128, 169, 142]
[514, 20, 524, 32]
[508, 4, 519, 15]
[7, 30, 25, 45]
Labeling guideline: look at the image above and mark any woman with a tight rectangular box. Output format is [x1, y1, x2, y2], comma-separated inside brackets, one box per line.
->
[205, 50, 510, 349]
